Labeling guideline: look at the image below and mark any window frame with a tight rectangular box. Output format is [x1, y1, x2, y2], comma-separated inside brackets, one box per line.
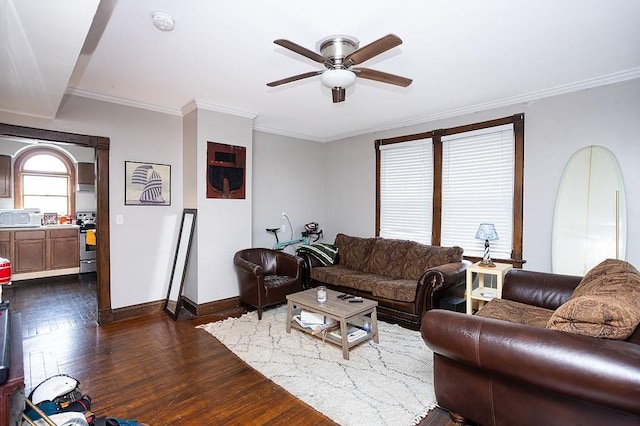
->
[376, 114, 525, 267]
[13, 147, 77, 216]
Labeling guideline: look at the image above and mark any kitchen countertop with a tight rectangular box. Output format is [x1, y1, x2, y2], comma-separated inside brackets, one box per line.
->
[0, 224, 80, 231]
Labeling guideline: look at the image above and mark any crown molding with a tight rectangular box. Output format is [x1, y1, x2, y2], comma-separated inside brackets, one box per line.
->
[66, 88, 257, 120]
[317, 68, 640, 142]
[66, 87, 183, 116]
[252, 124, 324, 143]
[67, 68, 640, 143]
[182, 99, 257, 119]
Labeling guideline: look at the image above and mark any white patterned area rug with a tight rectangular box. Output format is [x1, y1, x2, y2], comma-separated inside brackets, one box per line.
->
[198, 306, 436, 426]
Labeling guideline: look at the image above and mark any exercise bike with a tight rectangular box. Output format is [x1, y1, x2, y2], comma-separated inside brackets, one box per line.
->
[266, 215, 322, 251]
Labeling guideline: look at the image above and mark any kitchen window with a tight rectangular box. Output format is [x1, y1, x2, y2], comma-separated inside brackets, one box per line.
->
[14, 147, 76, 216]
[375, 114, 524, 266]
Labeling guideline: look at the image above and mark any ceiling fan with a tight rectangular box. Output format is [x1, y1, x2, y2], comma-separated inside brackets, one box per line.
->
[267, 34, 412, 103]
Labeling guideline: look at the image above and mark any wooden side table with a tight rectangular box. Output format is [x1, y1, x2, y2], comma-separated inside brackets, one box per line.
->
[466, 262, 513, 314]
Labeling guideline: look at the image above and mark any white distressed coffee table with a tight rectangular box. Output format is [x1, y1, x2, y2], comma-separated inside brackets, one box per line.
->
[286, 287, 379, 360]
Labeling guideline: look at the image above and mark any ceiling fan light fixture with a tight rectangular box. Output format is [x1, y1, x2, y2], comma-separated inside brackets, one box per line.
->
[321, 69, 356, 89]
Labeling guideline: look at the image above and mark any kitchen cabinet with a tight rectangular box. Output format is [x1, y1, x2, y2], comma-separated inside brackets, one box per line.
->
[77, 162, 95, 184]
[77, 162, 95, 192]
[0, 155, 10, 198]
[49, 228, 80, 269]
[14, 230, 46, 273]
[0, 227, 79, 278]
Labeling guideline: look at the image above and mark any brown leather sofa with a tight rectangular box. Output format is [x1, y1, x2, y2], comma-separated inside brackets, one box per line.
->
[233, 248, 303, 319]
[421, 265, 640, 426]
[299, 233, 469, 329]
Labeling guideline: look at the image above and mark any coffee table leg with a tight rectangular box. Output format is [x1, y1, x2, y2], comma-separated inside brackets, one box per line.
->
[371, 307, 379, 344]
[340, 319, 349, 360]
[286, 300, 293, 334]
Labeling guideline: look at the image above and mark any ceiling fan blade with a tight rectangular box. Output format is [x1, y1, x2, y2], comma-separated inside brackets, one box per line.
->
[353, 68, 413, 87]
[331, 88, 346, 103]
[344, 34, 403, 66]
[266, 71, 323, 87]
[274, 39, 328, 64]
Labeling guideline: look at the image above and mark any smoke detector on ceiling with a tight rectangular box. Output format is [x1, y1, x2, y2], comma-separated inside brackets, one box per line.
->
[152, 11, 175, 32]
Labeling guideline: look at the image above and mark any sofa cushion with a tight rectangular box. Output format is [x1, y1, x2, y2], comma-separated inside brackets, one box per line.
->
[311, 265, 363, 286]
[402, 243, 464, 280]
[335, 234, 376, 271]
[340, 273, 389, 293]
[477, 299, 554, 328]
[546, 259, 640, 340]
[364, 238, 411, 279]
[373, 279, 418, 303]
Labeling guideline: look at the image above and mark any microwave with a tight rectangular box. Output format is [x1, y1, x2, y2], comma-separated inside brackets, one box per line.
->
[0, 209, 42, 228]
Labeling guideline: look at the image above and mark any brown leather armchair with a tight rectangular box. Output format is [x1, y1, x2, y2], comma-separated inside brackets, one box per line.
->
[421, 268, 640, 426]
[234, 248, 303, 319]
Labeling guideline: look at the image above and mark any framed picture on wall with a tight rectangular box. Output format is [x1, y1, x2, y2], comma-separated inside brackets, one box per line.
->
[206, 142, 246, 199]
[125, 161, 171, 206]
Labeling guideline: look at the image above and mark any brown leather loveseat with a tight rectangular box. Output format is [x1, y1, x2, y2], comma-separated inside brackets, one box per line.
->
[421, 259, 640, 426]
[299, 233, 469, 329]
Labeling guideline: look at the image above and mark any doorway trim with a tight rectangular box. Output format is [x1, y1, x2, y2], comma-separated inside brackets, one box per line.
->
[0, 123, 112, 324]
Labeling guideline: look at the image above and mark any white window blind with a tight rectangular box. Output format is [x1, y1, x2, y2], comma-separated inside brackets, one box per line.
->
[441, 125, 514, 258]
[379, 139, 433, 244]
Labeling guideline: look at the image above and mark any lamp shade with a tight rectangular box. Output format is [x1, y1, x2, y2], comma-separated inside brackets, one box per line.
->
[475, 223, 498, 241]
[321, 69, 356, 89]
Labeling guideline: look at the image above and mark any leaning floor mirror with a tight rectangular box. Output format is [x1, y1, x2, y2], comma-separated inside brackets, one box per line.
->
[164, 208, 197, 320]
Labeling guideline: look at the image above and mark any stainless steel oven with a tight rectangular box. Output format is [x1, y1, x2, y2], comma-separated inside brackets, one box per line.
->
[77, 211, 96, 273]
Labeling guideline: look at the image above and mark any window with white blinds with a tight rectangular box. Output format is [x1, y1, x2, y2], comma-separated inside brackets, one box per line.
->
[441, 125, 514, 258]
[379, 139, 433, 244]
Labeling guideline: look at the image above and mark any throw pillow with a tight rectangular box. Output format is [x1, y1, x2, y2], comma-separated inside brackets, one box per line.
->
[546, 258, 640, 340]
[547, 294, 640, 340]
[572, 258, 640, 298]
[296, 243, 338, 266]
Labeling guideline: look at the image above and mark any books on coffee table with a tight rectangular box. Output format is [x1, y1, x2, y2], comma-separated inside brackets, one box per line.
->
[293, 311, 337, 330]
[328, 326, 368, 342]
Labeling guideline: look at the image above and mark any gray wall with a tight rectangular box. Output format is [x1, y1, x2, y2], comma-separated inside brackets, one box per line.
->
[252, 131, 326, 254]
[192, 108, 253, 303]
[1, 96, 184, 309]
[324, 78, 640, 272]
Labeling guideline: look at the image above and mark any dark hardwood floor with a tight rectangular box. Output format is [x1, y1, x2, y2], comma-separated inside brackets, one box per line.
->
[3, 274, 455, 425]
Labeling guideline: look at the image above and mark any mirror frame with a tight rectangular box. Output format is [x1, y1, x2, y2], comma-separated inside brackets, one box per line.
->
[164, 208, 197, 320]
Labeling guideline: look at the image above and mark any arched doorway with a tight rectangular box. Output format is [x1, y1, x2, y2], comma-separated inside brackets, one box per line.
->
[0, 123, 112, 324]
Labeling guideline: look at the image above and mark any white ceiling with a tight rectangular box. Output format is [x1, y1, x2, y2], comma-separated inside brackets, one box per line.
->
[2, 0, 640, 142]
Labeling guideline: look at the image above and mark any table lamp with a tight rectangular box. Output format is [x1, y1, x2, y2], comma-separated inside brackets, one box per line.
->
[475, 223, 498, 267]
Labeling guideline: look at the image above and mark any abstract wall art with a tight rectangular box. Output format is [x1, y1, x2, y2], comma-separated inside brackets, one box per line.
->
[125, 161, 171, 206]
[206, 142, 246, 199]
